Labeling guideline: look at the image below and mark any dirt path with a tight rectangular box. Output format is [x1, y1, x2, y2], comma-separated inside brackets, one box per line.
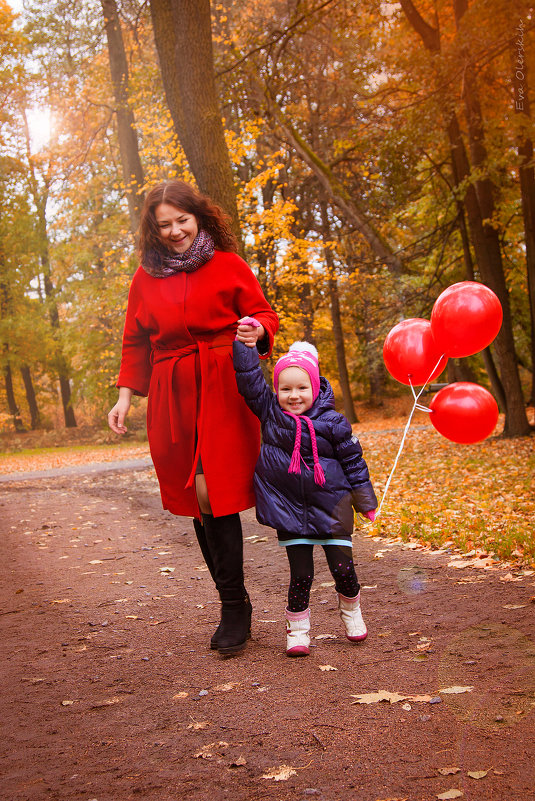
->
[1, 463, 534, 801]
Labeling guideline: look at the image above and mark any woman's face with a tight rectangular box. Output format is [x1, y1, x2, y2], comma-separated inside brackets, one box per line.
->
[155, 203, 199, 254]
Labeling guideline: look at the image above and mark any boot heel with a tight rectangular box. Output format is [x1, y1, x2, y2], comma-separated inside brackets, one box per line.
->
[217, 598, 250, 655]
[285, 607, 310, 656]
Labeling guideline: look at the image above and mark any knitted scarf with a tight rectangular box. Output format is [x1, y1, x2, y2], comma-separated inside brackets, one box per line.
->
[144, 230, 215, 278]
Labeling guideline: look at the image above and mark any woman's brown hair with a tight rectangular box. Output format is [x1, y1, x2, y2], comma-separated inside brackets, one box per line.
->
[138, 180, 238, 272]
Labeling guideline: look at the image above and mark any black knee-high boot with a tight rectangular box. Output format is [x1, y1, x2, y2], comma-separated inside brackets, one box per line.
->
[193, 518, 223, 650]
[202, 512, 252, 655]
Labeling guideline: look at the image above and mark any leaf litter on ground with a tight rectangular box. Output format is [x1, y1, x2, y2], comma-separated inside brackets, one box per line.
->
[358, 420, 535, 568]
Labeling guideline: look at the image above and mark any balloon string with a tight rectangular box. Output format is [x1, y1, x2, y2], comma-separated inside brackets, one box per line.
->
[374, 354, 445, 520]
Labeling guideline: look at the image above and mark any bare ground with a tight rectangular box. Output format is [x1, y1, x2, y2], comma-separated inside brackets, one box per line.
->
[1, 461, 534, 801]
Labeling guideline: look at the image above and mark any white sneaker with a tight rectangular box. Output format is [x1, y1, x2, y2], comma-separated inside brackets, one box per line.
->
[338, 592, 367, 641]
[285, 607, 310, 656]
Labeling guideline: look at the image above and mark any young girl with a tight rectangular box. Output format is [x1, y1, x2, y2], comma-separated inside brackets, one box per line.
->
[233, 334, 377, 656]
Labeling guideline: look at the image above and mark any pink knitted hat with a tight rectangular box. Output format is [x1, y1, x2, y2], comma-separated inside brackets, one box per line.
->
[273, 342, 320, 400]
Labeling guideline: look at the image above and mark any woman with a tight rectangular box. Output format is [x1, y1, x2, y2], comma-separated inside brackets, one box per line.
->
[108, 180, 278, 655]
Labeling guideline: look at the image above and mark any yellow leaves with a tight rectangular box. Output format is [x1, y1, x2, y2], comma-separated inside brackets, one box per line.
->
[365, 425, 535, 568]
[318, 665, 338, 672]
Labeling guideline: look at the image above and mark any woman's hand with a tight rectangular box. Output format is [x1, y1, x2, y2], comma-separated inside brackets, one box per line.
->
[236, 316, 265, 348]
[108, 387, 133, 434]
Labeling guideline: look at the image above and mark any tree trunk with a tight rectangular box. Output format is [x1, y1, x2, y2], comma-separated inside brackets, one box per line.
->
[20, 365, 41, 429]
[149, 0, 242, 244]
[456, 204, 506, 410]
[319, 200, 357, 422]
[4, 361, 25, 432]
[43, 273, 77, 428]
[22, 108, 77, 429]
[514, 45, 535, 405]
[398, 0, 530, 436]
[455, 14, 529, 435]
[101, 0, 145, 237]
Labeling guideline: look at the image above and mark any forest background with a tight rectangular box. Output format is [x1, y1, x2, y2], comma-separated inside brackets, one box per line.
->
[0, 0, 534, 442]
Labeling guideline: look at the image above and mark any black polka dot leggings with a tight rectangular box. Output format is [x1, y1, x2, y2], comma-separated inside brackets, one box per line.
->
[285, 543, 360, 613]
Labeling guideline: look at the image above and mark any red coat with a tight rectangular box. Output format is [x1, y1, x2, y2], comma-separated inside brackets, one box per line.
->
[117, 251, 279, 518]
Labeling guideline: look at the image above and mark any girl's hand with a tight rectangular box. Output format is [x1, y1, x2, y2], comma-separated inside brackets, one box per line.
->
[108, 388, 133, 434]
[236, 316, 265, 348]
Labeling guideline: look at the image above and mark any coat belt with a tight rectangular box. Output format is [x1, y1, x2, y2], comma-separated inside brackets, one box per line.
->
[151, 336, 234, 488]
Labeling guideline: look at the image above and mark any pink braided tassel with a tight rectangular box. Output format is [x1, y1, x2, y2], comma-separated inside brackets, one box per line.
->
[302, 415, 326, 487]
[285, 412, 302, 474]
[314, 461, 326, 486]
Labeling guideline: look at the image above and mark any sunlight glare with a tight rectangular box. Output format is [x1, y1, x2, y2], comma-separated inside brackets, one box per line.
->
[27, 107, 52, 151]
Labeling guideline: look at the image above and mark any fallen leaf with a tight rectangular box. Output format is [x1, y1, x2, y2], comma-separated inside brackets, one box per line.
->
[187, 720, 209, 730]
[51, 599, 71, 604]
[261, 764, 297, 781]
[438, 768, 461, 776]
[88, 560, 103, 565]
[319, 665, 338, 672]
[90, 696, 122, 709]
[500, 572, 523, 582]
[351, 690, 432, 705]
[159, 566, 175, 573]
[502, 604, 526, 609]
[213, 682, 240, 692]
[467, 770, 488, 779]
[439, 686, 474, 695]
[401, 702, 412, 711]
[314, 634, 337, 640]
[319, 581, 335, 587]
[61, 700, 74, 706]
[351, 691, 408, 705]
[194, 741, 229, 759]
[436, 791, 463, 800]
[229, 755, 247, 767]
[172, 692, 188, 699]
[125, 615, 140, 620]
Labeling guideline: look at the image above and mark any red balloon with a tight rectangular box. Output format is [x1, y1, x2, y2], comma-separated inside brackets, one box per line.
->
[429, 382, 499, 443]
[430, 281, 502, 358]
[383, 318, 448, 386]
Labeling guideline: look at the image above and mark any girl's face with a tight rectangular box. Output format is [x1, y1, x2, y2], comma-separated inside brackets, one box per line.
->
[277, 367, 314, 414]
[155, 202, 199, 253]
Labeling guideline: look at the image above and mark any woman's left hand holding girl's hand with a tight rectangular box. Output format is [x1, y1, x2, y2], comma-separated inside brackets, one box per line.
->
[236, 316, 265, 347]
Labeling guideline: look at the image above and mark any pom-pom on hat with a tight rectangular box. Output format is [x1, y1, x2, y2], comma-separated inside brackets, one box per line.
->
[273, 341, 320, 400]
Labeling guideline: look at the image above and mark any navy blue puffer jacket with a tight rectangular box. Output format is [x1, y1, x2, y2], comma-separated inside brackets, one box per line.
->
[233, 341, 377, 545]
